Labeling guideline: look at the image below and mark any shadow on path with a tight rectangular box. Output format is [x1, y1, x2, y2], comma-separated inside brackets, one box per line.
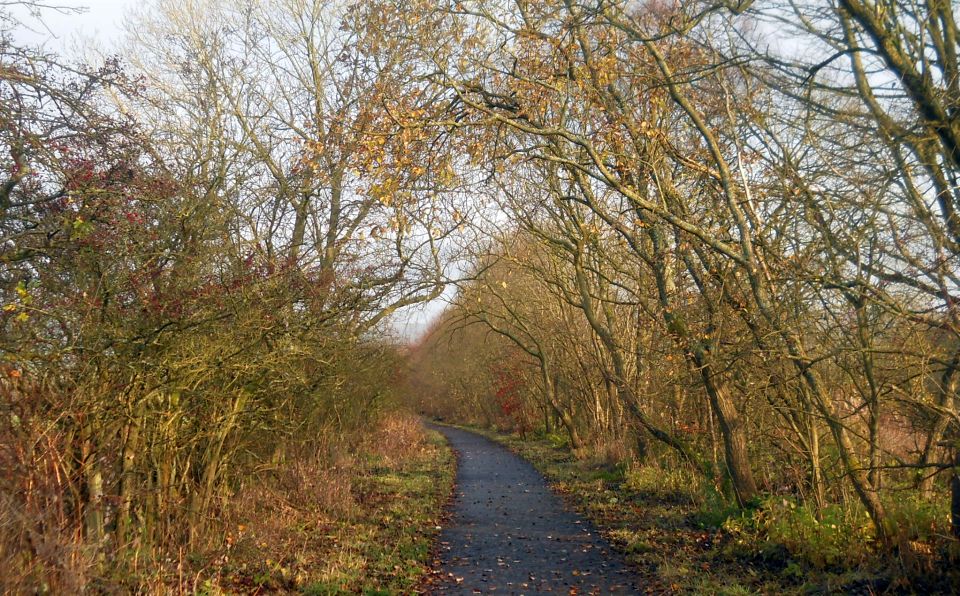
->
[426, 424, 640, 594]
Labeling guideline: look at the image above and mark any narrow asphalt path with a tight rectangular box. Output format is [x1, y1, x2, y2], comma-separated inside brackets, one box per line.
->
[426, 424, 640, 594]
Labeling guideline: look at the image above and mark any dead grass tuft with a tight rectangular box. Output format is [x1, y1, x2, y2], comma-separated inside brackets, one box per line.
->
[286, 454, 358, 517]
[367, 412, 428, 464]
[588, 436, 634, 467]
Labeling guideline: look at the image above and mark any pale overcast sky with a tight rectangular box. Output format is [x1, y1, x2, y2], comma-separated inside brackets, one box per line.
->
[10, 0, 136, 51]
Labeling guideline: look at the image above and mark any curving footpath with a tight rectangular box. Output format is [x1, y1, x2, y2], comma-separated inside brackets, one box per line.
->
[426, 424, 640, 594]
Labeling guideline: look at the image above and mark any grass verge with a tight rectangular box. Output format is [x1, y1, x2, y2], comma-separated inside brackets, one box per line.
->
[182, 414, 455, 594]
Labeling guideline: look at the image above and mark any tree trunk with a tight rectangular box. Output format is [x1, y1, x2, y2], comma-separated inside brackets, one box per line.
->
[808, 413, 826, 513]
[699, 359, 759, 505]
[919, 349, 960, 494]
[542, 365, 582, 449]
[571, 247, 698, 466]
[644, 223, 758, 504]
[81, 421, 104, 546]
[556, 405, 583, 450]
[117, 401, 143, 544]
[952, 446, 960, 540]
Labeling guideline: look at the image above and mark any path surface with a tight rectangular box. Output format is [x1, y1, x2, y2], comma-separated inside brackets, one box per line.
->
[426, 424, 640, 594]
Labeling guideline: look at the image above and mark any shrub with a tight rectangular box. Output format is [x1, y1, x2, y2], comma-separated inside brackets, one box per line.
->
[762, 499, 871, 568]
[886, 494, 950, 544]
[545, 432, 570, 450]
[695, 484, 743, 529]
[719, 497, 873, 569]
[0, 382, 97, 594]
[624, 465, 701, 504]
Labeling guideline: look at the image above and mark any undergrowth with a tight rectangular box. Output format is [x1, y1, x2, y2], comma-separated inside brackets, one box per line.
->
[1, 412, 454, 594]
[205, 413, 455, 594]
